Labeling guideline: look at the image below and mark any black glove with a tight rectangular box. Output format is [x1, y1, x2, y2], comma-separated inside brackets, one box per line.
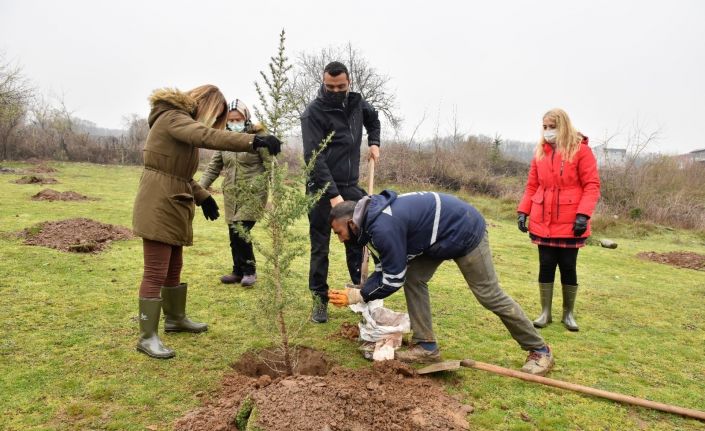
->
[517, 213, 528, 233]
[200, 195, 219, 221]
[573, 214, 589, 237]
[252, 134, 282, 156]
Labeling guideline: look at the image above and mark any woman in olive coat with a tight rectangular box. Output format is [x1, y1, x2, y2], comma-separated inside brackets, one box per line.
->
[199, 99, 270, 287]
[132, 85, 281, 359]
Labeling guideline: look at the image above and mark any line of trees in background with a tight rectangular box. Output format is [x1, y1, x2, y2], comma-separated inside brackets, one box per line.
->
[2, 51, 704, 231]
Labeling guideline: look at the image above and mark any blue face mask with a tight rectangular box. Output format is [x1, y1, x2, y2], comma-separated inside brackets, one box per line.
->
[227, 121, 245, 132]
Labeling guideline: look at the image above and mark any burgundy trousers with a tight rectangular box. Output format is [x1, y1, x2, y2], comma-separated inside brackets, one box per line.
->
[139, 238, 183, 298]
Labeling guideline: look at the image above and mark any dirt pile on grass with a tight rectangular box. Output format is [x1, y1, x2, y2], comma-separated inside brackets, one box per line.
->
[638, 251, 705, 271]
[31, 189, 95, 201]
[21, 218, 134, 252]
[13, 175, 58, 184]
[29, 164, 58, 173]
[332, 322, 360, 341]
[174, 348, 473, 431]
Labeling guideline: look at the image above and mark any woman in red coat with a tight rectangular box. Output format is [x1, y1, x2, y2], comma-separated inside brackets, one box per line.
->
[517, 108, 600, 331]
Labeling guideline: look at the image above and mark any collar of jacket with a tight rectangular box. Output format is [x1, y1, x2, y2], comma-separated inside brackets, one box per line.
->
[352, 195, 371, 245]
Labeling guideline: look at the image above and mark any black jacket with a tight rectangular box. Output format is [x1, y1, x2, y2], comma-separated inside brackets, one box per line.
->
[301, 87, 381, 199]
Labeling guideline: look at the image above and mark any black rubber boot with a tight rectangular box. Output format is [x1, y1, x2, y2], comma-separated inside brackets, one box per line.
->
[532, 283, 554, 328]
[561, 284, 579, 331]
[311, 296, 328, 323]
[161, 283, 208, 333]
[136, 298, 175, 359]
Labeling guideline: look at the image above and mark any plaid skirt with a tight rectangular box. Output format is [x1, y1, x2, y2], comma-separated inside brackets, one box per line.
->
[530, 234, 586, 249]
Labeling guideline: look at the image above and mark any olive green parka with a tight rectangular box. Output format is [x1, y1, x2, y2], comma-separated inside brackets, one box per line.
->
[132, 88, 256, 246]
[198, 123, 271, 222]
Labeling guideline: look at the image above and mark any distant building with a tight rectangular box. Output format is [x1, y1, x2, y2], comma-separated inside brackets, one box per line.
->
[677, 148, 705, 168]
[592, 144, 626, 167]
[690, 148, 705, 163]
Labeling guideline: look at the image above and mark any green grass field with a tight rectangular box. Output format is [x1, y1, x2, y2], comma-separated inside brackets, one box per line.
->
[1, 161, 704, 431]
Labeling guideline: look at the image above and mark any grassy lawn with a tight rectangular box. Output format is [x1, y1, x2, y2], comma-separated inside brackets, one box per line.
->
[1, 161, 704, 430]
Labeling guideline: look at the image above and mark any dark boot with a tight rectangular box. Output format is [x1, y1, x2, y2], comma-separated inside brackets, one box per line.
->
[161, 283, 208, 333]
[561, 284, 579, 331]
[311, 296, 328, 323]
[136, 298, 175, 359]
[533, 283, 554, 328]
[220, 273, 242, 284]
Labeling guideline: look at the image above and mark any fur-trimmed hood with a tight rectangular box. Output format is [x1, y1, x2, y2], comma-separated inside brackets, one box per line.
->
[147, 88, 197, 127]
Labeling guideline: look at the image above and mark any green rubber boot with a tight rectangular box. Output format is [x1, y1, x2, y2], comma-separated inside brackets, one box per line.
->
[561, 284, 579, 331]
[161, 283, 208, 333]
[136, 298, 175, 359]
[532, 283, 554, 328]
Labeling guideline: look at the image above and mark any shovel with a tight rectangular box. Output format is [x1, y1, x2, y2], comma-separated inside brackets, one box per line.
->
[417, 359, 705, 421]
[360, 158, 375, 285]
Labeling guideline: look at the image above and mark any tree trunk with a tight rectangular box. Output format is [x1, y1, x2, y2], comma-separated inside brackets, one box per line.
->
[270, 160, 293, 376]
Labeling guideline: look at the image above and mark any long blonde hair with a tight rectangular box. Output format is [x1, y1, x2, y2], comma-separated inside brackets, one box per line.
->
[535, 108, 583, 161]
[187, 85, 228, 130]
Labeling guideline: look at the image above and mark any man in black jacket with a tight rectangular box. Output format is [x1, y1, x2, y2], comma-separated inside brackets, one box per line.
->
[301, 61, 381, 323]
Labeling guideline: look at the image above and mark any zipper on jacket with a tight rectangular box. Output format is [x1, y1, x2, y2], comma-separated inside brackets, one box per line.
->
[557, 160, 564, 218]
[348, 117, 355, 185]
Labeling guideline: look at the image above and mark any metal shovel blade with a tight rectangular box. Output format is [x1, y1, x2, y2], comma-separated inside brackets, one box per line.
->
[416, 360, 462, 374]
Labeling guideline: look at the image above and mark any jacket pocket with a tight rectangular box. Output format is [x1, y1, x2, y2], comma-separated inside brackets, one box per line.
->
[557, 194, 579, 223]
[530, 191, 544, 223]
[169, 193, 195, 222]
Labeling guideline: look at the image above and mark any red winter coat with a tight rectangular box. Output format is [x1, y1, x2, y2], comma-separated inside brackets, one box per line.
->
[517, 137, 600, 238]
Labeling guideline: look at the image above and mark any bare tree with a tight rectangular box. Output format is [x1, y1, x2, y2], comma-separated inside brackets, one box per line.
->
[287, 42, 401, 131]
[121, 114, 148, 164]
[0, 53, 34, 159]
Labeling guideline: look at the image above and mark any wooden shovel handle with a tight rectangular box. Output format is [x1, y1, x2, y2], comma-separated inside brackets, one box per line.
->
[367, 158, 375, 194]
[360, 159, 375, 285]
[460, 360, 705, 421]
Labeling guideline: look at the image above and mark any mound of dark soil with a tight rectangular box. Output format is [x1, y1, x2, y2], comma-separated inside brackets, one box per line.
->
[13, 175, 58, 184]
[174, 348, 473, 431]
[637, 251, 705, 271]
[233, 347, 331, 378]
[333, 322, 360, 341]
[31, 189, 94, 201]
[29, 164, 57, 173]
[21, 218, 134, 253]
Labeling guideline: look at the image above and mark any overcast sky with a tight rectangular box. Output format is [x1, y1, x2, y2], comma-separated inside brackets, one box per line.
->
[2, 0, 704, 153]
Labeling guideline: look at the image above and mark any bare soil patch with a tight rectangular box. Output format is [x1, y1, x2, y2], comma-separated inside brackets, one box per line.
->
[331, 322, 360, 341]
[233, 347, 332, 378]
[13, 175, 58, 185]
[21, 218, 134, 253]
[174, 348, 473, 431]
[31, 189, 95, 201]
[28, 164, 58, 173]
[637, 251, 705, 271]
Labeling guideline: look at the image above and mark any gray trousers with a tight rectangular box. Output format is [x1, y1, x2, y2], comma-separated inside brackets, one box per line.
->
[403, 232, 546, 351]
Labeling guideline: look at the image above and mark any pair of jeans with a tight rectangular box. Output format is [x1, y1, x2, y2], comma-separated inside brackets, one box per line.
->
[403, 232, 545, 351]
[307, 185, 366, 301]
[229, 221, 256, 276]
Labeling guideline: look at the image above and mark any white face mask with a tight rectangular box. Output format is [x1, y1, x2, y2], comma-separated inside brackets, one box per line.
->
[227, 121, 245, 132]
[544, 129, 557, 144]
